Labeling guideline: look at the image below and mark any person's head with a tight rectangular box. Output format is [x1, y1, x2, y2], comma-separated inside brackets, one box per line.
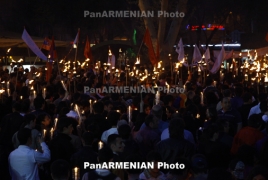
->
[58, 88, 66, 97]
[207, 168, 233, 180]
[191, 154, 208, 175]
[169, 118, 185, 139]
[146, 151, 162, 174]
[93, 101, 104, 114]
[104, 100, 113, 112]
[258, 93, 267, 102]
[36, 113, 51, 128]
[57, 117, 74, 135]
[12, 102, 21, 112]
[229, 159, 245, 180]
[204, 123, 220, 141]
[206, 77, 213, 86]
[187, 90, 195, 100]
[50, 159, 70, 180]
[82, 132, 95, 146]
[167, 158, 191, 180]
[242, 92, 253, 104]
[222, 89, 231, 98]
[234, 87, 243, 97]
[151, 104, 163, 120]
[98, 147, 114, 163]
[248, 114, 263, 129]
[17, 128, 32, 146]
[221, 97, 231, 111]
[34, 96, 45, 109]
[80, 100, 90, 113]
[206, 106, 218, 120]
[166, 106, 175, 119]
[260, 100, 268, 113]
[21, 99, 30, 113]
[144, 104, 151, 115]
[118, 124, 131, 140]
[24, 114, 36, 128]
[107, 134, 125, 153]
[107, 111, 120, 127]
[246, 166, 268, 180]
[145, 114, 159, 129]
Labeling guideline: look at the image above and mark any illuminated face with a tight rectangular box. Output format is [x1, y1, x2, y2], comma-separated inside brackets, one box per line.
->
[112, 138, 125, 153]
[221, 98, 231, 111]
[145, 107, 151, 115]
[42, 116, 51, 127]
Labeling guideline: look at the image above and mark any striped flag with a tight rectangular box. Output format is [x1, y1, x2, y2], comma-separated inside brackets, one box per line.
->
[22, 29, 47, 60]
[41, 37, 51, 51]
[176, 38, 184, 61]
[143, 28, 158, 65]
[73, 29, 80, 48]
[84, 36, 92, 60]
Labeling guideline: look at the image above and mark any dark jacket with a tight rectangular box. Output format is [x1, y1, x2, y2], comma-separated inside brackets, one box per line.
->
[0, 112, 24, 151]
[49, 133, 76, 163]
[71, 146, 98, 178]
[155, 138, 195, 164]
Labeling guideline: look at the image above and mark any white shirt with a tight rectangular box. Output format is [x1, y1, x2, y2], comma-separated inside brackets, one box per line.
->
[161, 128, 195, 145]
[248, 103, 261, 119]
[9, 142, 50, 180]
[101, 128, 118, 144]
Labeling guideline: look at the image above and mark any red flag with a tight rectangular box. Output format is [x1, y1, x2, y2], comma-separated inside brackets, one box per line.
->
[84, 36, 92, 60]
[41, 37, 51, 51]
[143, 28, 158, 65]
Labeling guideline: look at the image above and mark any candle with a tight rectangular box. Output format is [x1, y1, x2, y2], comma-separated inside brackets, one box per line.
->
[50, 128, 54, 139]
[155, 91, 160, 105]
[201, 92, 204, 105]
[128, 106, 132, 123]
[73, 167, 79, 180]
[61, 81, 67, 91]
[54, 118, 58, 128]
[43, 129, 46, 137]
[33, 91, 36, 99]
[20, 96, 23, 100]
[89, 100, 93, 114]
[245, 74, 248, 81]
[43, 88, 46, 99]
[98, 141, 103, 150]
[7, 82, 9, 89]
[7, 89, 10, 96]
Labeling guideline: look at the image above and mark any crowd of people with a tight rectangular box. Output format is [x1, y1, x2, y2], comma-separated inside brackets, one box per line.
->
[0, 64, 268, 180]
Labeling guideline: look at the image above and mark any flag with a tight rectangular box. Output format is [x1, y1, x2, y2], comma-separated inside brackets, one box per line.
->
[210, 45, 225, 74]
[73, 29, 80, 48]
[46, 36, 57, 82]
[266, 33, 268, 42]
[84, 36, 92, 61]
[41, 37, 51, 51]
[176, 38, 184, 61]
[143, 28, 158, 65]
[204, 48, 210, 64]
[192, 45, 202, 64]
[132, 29, 137, 45]
[22, 29, 47, 60]
[49, 36, 57, 60]
[225, 50, 233, 60]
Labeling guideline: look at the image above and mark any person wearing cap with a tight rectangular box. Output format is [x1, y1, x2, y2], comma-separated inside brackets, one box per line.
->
[139, 104, 168, 134]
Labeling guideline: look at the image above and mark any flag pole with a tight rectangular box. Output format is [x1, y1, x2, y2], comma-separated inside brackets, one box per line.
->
[74, 28, 79, 93]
